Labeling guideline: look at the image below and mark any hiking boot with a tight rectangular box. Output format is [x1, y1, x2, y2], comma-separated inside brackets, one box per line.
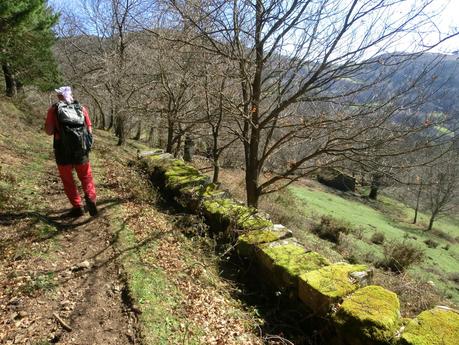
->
[68, 206, 84, 218]
[85, 196, 98, 216]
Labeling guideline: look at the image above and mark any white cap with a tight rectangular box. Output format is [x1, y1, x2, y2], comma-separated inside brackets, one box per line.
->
[54, 86, 73, 103]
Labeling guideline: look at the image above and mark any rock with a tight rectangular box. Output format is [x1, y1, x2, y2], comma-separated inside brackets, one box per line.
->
[8, 297, 20, 306]
[138, 149, 164, 158]
[256, 240, 330, 291]
[349, 269, 373, 286]
[317, 168, 356, 192]
[71, 260, 91, 271]
[237, 228, 292, 257]
[298, 263, 369, 314]
[399, 307, 459, 345]
[334, 285, 401, 345]
[18, 311, 28, 318]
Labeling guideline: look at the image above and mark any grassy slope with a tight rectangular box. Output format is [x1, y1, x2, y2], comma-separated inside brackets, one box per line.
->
[289, 183, 459, 305]
[92, 132, 262, 344]
[0, 96, 261, 344]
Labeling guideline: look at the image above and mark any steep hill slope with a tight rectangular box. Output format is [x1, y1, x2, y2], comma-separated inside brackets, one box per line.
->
[0, 96, 263, 344]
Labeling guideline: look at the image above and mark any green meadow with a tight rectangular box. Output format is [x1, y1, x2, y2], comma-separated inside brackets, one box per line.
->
[289, 184, 459, 305]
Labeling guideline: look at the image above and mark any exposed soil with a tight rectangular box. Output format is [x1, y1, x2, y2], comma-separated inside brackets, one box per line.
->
[1, 97, 305, 345]
[0, 104, 265, 344]
[0, 153, 138, 344]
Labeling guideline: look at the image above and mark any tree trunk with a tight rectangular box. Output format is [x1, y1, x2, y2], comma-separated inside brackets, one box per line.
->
[427, 212, 437, 231]
[16, 80, 23, 94]
[413, 183, 422, 224]
[212, 162, 220, 184]
[133, 120, 141, 140]
[107, 108, 114, 130]
[245, 0, 263, 209]
[246, 125, 261, 207]
[173, 134, 182, 158]
[166, 119, 174, 153]
[148, 126, 156, 146]
[183, 134, 193, 162]
[99, 108, 106, 130]
[115, 115, 126, 146]
[2, 63, 17, 97]
[212, 145, 220, 184]
[369, 174, 381, 200]
[246, 167, 260, 208]
[369, 186, 378, 200]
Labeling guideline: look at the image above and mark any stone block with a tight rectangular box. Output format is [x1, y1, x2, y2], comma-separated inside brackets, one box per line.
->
[164, 161, 210, 191]
[298, 263, 370, 314]
[256, 240, 330, 292]
[203, 198, 272, 233]
[398, 307, 459, 345]
[334, 285, 401, 345]
[237, 227, 291, 258]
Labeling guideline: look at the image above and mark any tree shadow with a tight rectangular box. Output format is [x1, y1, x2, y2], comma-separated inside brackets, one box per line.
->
[142, 198, 338, 345]
[213, 243, 337, 345]
[0, 197, 129, 253]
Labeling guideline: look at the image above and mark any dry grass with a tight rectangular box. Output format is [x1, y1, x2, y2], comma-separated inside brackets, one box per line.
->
[373, 270, 449, 318]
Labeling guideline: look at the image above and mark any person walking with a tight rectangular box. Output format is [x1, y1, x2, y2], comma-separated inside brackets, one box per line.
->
[45, 86, 98, 217]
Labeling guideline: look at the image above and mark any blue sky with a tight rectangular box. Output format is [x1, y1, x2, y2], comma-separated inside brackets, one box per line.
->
[47, 0, 458, 53]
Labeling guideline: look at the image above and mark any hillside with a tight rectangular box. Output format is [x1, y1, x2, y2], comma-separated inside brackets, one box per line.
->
[346, 52, 459, 129]
[1, 94, 458, 344]
[0, 96, 265, 344]
[194, 162, 459, 313]
[288, 183, 459, 305]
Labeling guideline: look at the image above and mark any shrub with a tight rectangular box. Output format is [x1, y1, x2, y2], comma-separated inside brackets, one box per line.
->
[424, 239, 439, 249]
[370, 232, 385, 245]
[353, 226, 366, 240]
[448, 272, 459, 284]
[377, 240, 425, 273]
[373, 269, 445, 317]
[311, 216, 352, 243]
[442, 244, 450, 251]
[431, 228, 457, 243]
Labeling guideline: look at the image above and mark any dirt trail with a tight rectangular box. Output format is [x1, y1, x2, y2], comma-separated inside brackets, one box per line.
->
[0, 154, 137, 344]
[1, 98, 265, 345]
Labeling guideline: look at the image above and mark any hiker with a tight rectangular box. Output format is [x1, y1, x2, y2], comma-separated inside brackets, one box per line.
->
[45, 86, 98, 217]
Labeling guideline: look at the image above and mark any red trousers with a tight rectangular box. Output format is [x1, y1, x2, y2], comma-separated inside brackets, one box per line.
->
[57, 162, 97, 208]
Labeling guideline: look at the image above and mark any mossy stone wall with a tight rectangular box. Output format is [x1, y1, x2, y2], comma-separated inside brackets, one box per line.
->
[142, 153, 459, 345]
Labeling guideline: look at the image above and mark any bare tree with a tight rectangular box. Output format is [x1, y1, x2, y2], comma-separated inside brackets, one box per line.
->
[162, 0, 458, 207]
[154, 38, 202, 155]
[56, 0, 158, 144]
[200, 58, 240, 183]
[424, 151, 458, 230]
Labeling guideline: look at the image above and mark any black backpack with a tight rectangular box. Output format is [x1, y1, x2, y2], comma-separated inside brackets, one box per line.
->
[56, 101, 92, 161]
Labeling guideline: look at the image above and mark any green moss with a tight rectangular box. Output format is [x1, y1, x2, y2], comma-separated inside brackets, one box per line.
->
[237, 229, 288, 257]
[201, 183, 219, 196]
[301, 263, 368, 299]
[164, 162, 208, 189]
[146, 154, 173, 166]
[203, 198, 272, 230]
[239, 229, 285, 245]
[334, 285, 400, 343]
[260, 243, 330, 277]
[399, 307, 459, 345]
